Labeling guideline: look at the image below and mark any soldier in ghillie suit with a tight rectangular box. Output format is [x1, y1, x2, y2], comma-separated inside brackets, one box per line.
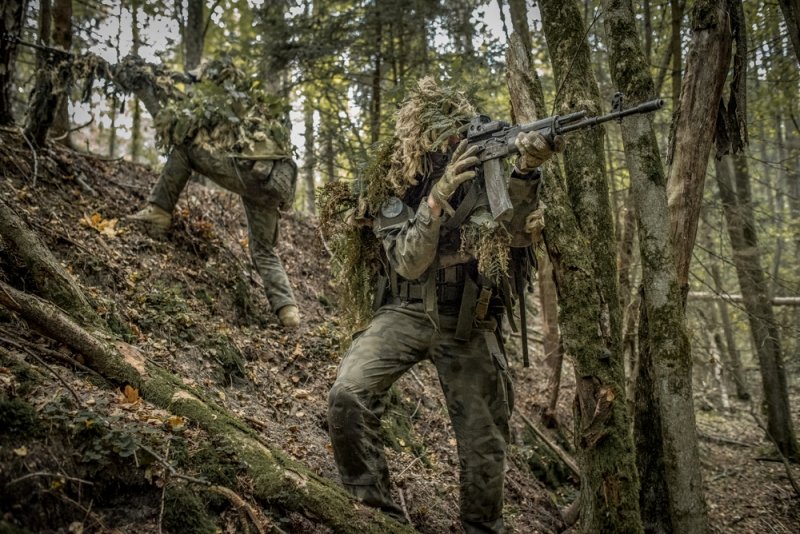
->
[319, 77, 561, 532]
[129, 58, 301, 328]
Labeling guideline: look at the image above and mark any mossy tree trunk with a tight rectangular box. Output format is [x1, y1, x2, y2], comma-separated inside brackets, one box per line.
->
[0, 211, 414, 533]
[507, 33, 643, 534]
[24, 0, 71, 146]
[601, 1, 709, 532]
[0, 198, 100, 327]
[0, 0, 26, 125]
[538, 0, 622, 349]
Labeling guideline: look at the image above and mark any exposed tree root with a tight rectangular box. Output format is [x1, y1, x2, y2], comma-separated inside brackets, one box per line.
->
[0, 280, 414, 533]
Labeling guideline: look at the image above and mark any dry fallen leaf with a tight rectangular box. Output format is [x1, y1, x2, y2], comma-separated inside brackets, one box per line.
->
[166, 415, 186, 432]
[80, 212, 121, 237]
[13, 446, 27, 457]
[122, 384, 140, 404]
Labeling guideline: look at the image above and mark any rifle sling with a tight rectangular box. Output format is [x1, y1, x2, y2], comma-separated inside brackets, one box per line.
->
[443, 181, 482, 231]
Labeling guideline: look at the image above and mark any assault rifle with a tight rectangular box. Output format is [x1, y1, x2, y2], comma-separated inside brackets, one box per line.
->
[465, 94, 664, 221]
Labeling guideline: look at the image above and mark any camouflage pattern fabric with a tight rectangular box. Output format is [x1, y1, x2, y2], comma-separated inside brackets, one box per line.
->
[148, 143, 297, 313]
[328, 302, 513, 533]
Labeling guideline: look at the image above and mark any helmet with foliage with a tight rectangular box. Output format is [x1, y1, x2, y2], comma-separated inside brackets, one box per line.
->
[319, 77, 492, 331]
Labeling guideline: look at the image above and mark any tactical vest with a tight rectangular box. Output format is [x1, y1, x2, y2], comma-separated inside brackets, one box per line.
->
[372, 177, 536, 365]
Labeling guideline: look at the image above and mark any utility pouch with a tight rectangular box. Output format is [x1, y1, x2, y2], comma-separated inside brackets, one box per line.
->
[475, 287, 492, 321]
[373, 275, 388, 311]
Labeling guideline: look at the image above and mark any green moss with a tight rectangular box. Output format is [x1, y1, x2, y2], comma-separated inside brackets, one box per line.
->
[162, 485, 217, 534]
[0, 397, 41, 436]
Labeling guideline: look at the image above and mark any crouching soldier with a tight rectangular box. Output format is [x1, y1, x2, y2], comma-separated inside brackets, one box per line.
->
[130, 58, 301, 328]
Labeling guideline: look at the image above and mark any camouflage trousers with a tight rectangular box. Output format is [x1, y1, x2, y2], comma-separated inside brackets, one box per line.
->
[148, 143, 296, 313]
[327, 301, 514, 533]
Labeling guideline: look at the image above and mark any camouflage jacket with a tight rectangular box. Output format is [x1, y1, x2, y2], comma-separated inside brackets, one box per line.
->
[373, 153, 540, 285]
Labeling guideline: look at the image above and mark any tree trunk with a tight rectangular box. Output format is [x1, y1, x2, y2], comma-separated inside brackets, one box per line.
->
[184, 0, 203, 72]
[260, 0, 290, 96]
[714, 153, 799, 461]
[506, 0, 564, 423]
[24, 0, 70, 146]
[539, 0, 622, 350]
[602, 1, 708, 532]
[777, 0, 800, 65]
[370, 2, 383, 145]
[0, 0, 26, 125]
[507, 32, 643, 534]
[130, 0, 142, 162]
[666, 0, 732, 294]
[0, 199, 100, 327]
[710, 264, 749, 400]
[50, 0, 72, 146]
[669, 0, 684, 109]
[303, 95, 316, 214]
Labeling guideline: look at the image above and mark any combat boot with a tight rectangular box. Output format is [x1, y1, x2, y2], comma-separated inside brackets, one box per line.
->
[128, 204, 171, 238]
[277, 305, 301, 328]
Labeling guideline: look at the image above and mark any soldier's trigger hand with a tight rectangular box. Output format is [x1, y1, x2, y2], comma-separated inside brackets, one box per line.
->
[450, 139, 481, 172]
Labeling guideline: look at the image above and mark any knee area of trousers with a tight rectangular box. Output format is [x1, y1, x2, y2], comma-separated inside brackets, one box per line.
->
[327, 382, 362, 413]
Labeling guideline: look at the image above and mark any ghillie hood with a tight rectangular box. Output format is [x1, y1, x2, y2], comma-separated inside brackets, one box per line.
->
[385, 76, 476, 195]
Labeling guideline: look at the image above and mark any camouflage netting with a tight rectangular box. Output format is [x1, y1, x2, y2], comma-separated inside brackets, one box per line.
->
[318, 180, 382, 331]
[153, 58, 291, 158]
[459, 209, 512, 285]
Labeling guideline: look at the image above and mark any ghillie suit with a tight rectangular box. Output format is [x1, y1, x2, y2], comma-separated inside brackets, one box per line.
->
[319, 77, 517, 331]
[152, 58, 292, 161]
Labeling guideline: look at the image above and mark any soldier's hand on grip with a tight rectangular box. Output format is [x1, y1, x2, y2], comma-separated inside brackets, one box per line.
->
[515, 131, 565, 173]
[430, 139, 481, 215]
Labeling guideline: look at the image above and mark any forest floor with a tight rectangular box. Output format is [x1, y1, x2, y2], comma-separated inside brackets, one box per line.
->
[0, 130, 798, 533]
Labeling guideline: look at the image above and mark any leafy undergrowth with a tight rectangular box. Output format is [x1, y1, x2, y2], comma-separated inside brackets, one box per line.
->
[0, 131, 565, 533]
[1, 130, 796, 533]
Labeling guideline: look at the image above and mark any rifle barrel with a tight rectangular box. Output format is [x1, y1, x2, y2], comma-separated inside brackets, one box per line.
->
[558, 98, 664, 134]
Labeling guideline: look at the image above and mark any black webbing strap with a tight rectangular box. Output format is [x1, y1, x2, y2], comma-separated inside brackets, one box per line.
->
[516, 267, 530, 368]
[455, 276, 479, 341]
[443, 181, 481, 231]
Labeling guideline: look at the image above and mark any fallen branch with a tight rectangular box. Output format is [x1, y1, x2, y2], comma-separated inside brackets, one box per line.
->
[518, 412, 580, 478]
[748, 408, 800, 498]
[688, 292, 800, 307]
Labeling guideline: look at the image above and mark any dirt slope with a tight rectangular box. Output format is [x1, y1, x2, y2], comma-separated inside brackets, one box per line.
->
[0, 131, 565, 533]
